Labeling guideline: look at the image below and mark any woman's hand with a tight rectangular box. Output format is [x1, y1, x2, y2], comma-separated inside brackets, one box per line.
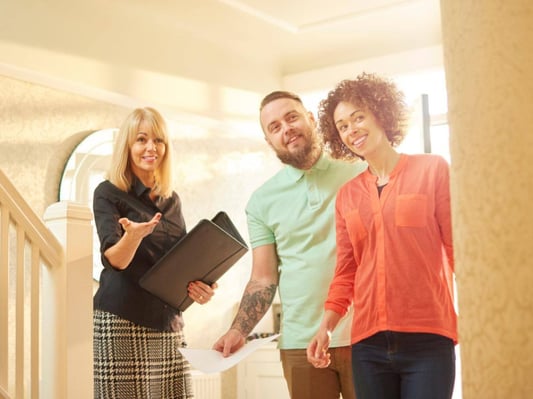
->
[118, 212, 161, 240]
[104, 213, 162, 270]
[188, 281, 218, 305]
[306, 310, 342, 368]
[307, 329, 332, 368]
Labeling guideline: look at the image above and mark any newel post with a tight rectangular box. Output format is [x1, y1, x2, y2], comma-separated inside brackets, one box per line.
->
[43, 201, 93, 399]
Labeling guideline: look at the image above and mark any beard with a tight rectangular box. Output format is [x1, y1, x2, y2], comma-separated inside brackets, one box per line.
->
[274, 133, 322, 170]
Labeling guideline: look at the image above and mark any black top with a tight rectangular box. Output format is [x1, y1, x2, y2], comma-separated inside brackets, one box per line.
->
[93, 179, 187, 331]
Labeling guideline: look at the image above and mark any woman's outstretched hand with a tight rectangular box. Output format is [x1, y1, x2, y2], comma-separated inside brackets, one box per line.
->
[118, 212, 162, 239]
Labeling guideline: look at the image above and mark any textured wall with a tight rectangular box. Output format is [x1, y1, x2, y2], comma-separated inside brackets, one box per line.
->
[441, 1, 533, 397]
[0, 74, 128, 215]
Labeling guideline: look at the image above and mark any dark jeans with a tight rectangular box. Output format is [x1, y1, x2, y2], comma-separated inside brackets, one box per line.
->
[352, 331, 456, 399]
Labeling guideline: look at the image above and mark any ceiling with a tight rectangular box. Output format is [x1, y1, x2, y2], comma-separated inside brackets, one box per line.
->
[0, 0, 443, 115]
[2, 0, 442, 76]
[112, 0, 444, 75]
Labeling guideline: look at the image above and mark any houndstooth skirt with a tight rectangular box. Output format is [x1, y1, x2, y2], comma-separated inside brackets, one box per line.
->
[94, 309, 194, 399]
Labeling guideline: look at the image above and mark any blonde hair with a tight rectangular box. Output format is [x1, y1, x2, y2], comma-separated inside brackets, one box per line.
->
[108, 107, 174, 198]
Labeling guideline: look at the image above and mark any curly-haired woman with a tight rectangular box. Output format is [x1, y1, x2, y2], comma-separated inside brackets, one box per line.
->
[307, 73, 457, 399]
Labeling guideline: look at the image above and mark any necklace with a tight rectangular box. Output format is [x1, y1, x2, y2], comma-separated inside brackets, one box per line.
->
[376, 175, 389, 186]
[369, 151, 400, 187]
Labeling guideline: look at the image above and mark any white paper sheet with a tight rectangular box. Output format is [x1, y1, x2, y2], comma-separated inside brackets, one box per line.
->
[178, 333, 280, 374]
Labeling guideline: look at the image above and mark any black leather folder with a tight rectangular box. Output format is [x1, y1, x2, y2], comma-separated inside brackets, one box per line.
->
[139, 211, 248, 311]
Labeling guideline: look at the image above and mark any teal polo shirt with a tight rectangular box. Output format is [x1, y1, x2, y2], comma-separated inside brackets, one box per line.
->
[246, 153, 367, 349]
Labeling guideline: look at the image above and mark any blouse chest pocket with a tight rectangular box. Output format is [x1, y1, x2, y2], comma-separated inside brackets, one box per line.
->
[395, 194, 428, 227]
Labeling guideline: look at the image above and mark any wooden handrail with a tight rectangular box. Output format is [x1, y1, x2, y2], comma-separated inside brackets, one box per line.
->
[0, 384, 12, 399]
[0, 168, 63, 266]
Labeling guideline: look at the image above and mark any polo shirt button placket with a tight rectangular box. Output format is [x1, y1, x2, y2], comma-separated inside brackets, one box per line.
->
[306, 172, 321, 210]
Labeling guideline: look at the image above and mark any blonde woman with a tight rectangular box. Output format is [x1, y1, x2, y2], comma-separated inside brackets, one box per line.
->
[93, 107, 216, 398]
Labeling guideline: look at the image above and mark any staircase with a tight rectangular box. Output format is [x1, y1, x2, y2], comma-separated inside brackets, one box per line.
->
[0, 168, 93, 399]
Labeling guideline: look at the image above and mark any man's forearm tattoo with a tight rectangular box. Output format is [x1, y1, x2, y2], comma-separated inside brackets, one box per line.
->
[231, 280, 277, 336]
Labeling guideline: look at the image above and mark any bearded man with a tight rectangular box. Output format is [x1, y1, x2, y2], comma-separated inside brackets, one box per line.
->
[213, 91, 366, 399]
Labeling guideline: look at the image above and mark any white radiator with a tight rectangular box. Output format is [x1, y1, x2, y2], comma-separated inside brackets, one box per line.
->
[190, 370, 221, 399]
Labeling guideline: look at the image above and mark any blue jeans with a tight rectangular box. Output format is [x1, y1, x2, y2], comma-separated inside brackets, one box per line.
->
[352, 331, 455, 399]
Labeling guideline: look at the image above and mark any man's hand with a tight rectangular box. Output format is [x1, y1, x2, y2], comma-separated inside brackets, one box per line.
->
[212, 329, 247, 357]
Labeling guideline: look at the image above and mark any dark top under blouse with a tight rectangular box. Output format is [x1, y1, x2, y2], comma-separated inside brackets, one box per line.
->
[93, 178, 187, 331]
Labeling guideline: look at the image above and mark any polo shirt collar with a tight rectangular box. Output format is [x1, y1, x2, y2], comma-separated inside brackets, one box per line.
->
[285, 152, 329, 182]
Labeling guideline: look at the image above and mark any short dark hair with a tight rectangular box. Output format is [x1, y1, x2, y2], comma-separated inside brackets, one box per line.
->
[260, 91, 303, 111]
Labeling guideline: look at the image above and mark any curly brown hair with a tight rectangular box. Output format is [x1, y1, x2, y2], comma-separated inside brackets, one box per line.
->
[319, 72, 409, 161]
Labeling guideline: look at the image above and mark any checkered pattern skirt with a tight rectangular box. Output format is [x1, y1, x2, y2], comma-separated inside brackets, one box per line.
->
[94, 309, 194, 399]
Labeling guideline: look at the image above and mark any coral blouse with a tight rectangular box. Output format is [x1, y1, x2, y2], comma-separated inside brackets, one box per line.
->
[325, 154, 457, 344]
